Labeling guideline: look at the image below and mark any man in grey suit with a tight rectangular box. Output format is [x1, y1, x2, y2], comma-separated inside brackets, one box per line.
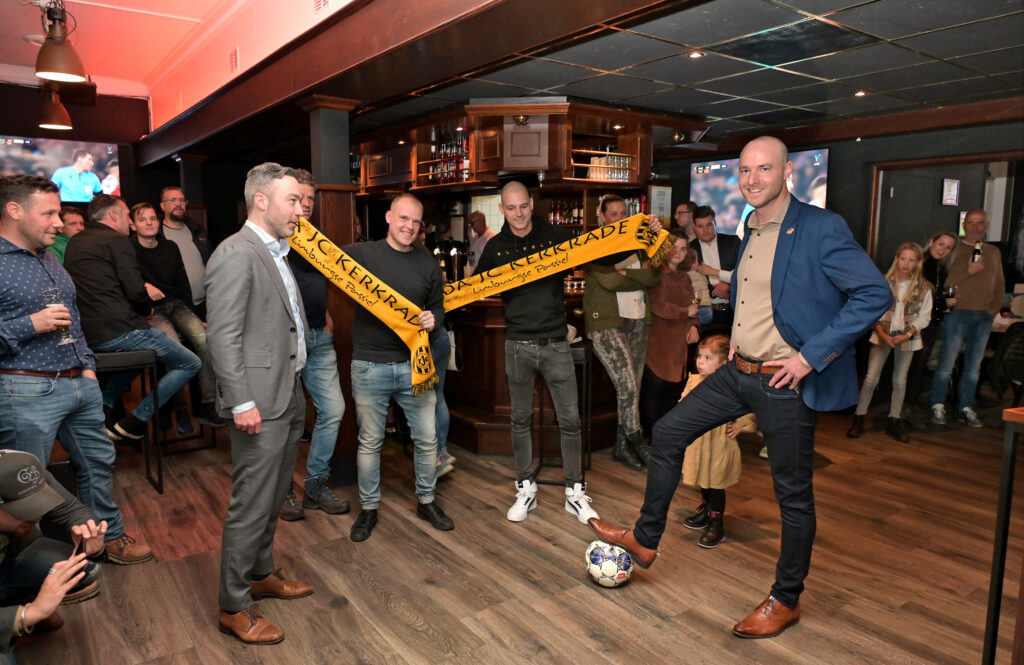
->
[207, 163, 312, 645]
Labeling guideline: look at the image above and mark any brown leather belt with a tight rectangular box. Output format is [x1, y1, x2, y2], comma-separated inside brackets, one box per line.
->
[734, 357, 779, 375]
[0, 367, 84, 379]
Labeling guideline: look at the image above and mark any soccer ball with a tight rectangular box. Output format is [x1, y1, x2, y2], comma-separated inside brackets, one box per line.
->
[585, 540, 634, 588]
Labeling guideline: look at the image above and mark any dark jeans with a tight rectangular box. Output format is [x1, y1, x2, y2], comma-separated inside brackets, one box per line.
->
[640, 366, 682, 437]
[636, 361, 817, 607]
[0, 529, 98, 606]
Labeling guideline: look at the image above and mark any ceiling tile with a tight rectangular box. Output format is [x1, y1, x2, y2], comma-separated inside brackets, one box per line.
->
[755, 81, 863, 106]
[428, 79, 536, 101]
[804, 93, 917, 116]
[840, 61, 978, 92]
[477, 58, 598, 88]
[688, 97, 787, 119]
[625, 87, 732, 113]
[893, 76, 1015, 102]
[832, 0, 1022, 39]
[896, 13, 1024, 58]
[710, 19, 877, 66]
[782, 43, 931, 79]
[779, 0, 870, 14]
[954, 89, 1024, 104]
[738, 107, 833, 126]
[621, 53, 760, 86]
[623, 0, 805, 47]
[697, 68, 819, 96]
[704, 118, 765, 138]
[993, 70, 1024, 86]
[951, 47, 1024, 75]
[541, 30, 685, 71]
[550, 74, 674, 101]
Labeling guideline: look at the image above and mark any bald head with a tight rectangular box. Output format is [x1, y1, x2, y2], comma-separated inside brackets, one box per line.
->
[500, 181, 528, 204]
[500, 181, 533, 237]
[390, 192, 422, 214]
[742, 136, 788, 164]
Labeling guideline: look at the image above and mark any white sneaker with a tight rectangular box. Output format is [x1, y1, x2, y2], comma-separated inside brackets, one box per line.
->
[960, 407, 983, 428]
[930, 404, 947, 425]
[758, 445, 769, 459]
[564, 482, 599, 524]
[507, 479, 537, 522]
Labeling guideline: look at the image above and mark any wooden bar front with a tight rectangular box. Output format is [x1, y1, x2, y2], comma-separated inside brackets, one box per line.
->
[445, 297, 617, 456]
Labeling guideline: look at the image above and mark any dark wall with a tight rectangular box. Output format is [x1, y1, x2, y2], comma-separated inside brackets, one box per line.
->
[656, 121, 1024, 247]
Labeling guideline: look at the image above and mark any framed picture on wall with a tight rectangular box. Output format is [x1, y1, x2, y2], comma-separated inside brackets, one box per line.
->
[649, 185, 672, 224]
[942, 178, 960, 206]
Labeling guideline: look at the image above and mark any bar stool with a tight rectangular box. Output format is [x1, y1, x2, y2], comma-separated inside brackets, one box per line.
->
[532, 340, 593, 486]
[982, 407, 1024, 665]
[93, 350, 164, 493]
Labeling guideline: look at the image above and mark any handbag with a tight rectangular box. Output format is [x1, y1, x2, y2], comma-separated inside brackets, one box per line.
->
[446, 328, 463, 372]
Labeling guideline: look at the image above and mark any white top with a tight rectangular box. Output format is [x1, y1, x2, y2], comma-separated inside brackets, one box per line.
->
[869, 279, 932, 352]
[615, 254, 646, 319]
[698, 236, 731, 304]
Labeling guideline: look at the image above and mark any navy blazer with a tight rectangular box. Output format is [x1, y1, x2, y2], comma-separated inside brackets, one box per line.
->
[730, 197, 891, 412]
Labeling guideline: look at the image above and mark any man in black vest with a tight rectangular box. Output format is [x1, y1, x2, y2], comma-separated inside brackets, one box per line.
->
[690, 205, 740, 327]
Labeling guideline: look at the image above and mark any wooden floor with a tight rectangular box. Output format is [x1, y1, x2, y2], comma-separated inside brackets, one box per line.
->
[15, 398, 1024, 665]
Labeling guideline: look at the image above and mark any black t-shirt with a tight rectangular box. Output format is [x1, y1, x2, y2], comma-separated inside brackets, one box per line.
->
[344, 239, 444, 362]
[289, 252, 327, 329]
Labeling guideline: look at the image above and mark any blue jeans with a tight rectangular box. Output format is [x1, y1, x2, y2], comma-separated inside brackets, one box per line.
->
[431, 332, 451, 456]
[638, 361, 817, 608]
[300, 328, 345, 483]
[93, 328, 201, 422]
[0, 375, 125, 538]
[930, 309, 992, 410]
[505, 340, 582, 484]
[351, 360, 437, 509]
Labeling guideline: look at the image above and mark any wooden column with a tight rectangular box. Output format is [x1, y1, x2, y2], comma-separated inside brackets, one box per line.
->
[302, 95, 361, 483]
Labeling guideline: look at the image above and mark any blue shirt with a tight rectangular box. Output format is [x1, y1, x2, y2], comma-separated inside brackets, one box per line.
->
[51, 166, 102, 202]
[0, 237, 95, 372]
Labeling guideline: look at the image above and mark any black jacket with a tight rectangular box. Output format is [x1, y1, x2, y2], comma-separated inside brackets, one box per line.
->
[64, 221, 152, 344]
[475, 217, 572, 340]
[130, 234, 193, 306]
[690, 232, 741, 274]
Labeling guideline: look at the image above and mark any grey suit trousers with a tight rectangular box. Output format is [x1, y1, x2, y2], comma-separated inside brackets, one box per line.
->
[218, 376, 305, 611]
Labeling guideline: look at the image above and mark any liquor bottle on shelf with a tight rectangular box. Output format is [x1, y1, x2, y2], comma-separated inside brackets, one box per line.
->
[429, 128, 437, 184]
[461, 136, 470, 182]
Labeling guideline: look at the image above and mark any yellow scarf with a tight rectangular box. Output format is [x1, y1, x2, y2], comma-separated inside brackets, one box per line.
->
[288, 219, 437, 394]
[443, 213, 673, 310]
[289, 213, 673, 392]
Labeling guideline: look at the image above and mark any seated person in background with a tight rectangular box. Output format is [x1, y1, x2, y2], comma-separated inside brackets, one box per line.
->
[0, 175, 151, 566]
[641, 240, 699, 438]
[1, 449, 110, 659]
[679, 334, 756, 549]
[64, 194, 201, 440]
[128, 202, 226, 433]
[47, 207, 86, 264]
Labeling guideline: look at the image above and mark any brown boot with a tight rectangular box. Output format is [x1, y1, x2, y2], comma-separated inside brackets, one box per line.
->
[250, 569, 313, 600]
[586, 518, 658, 568]
[218, 605, 284, 644]
[104, 534, 153, 565]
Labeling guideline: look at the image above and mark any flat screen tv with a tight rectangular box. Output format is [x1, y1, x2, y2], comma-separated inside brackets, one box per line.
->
[0, 135, 120, 202]
[689, 148, 829, 235]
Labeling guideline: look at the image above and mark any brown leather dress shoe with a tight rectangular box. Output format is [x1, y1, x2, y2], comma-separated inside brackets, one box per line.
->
[587, 518, 658, 568]
[249, 569, 313, 600]
[732, 596, 800, 638]
[218, 605, 284, 644]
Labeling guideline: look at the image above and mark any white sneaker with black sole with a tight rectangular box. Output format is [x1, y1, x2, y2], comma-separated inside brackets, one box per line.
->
[960, 406, 983, 428]
[564, 482, 599, 524]
[506, 479, 537, 522]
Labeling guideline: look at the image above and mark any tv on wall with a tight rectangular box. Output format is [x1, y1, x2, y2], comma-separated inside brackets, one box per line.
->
[0, 135, 120, 202]
[689, 148, 829, 235]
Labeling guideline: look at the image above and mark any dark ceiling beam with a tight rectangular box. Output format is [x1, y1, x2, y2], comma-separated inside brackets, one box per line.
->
[136, 0, 676, 167]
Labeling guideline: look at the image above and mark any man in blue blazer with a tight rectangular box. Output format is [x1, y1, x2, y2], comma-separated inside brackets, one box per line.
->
[590, 136, 891, 639]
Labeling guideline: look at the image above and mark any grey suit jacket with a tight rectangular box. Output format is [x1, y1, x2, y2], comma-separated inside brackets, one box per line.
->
[205, 224, 308, 420]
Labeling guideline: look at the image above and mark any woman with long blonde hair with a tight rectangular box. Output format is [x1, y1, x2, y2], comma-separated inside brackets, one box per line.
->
[848, 242, 933, 441]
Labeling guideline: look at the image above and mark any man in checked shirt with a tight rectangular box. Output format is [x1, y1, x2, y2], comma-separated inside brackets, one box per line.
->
[0, 175, 152, 566]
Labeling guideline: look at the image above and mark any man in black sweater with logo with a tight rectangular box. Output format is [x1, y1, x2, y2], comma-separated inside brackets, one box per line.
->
[474, 181, 599, 527]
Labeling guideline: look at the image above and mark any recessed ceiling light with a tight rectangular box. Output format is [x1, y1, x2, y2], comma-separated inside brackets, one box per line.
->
[455, 126, 464, 132]
[397, 139, 406, 145]
[23, 34, 46, 47]
[688, 51, 704, 59]
[854, 90, 867, 97]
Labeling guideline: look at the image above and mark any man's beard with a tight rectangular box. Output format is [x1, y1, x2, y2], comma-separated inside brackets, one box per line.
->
[169, 209, 186, 222]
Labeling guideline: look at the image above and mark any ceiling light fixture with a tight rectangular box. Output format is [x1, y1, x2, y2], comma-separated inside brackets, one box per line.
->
[35, 0, 86, 83]
[854, 90, 867, 97]
[397, 139, 406, 145]
[688, 51, 704, 59]
[455, 125, 464, 132]
[513, 114, 529, 126]
[612, 124, 624, 130]
[38, 83, 72, 130]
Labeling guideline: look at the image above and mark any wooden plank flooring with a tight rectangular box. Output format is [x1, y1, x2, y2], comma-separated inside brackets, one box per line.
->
[14, 401, 1024, 665]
